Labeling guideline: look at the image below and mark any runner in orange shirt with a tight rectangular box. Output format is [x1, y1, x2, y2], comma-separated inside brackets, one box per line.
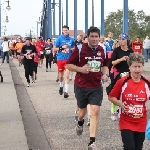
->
[16, 38, 24, 66]
[9, 39, 16, 60]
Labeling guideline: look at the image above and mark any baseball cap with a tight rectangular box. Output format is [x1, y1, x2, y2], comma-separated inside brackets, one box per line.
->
[119, 33, 130, 41]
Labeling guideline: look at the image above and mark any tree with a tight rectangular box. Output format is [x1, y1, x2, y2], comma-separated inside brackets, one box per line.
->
[104, 9, 150, 40]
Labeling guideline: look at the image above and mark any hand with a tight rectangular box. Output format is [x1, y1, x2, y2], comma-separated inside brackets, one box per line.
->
[62, 45, 67, 49]
[120, 56, 128, 61]
[79, 64, 91, 74]
[121, 101, 129, 113]
[102, 74, 109, 82]
[62, 48, 69, 53]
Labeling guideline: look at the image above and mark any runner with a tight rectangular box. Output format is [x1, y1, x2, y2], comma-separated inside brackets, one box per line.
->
[74, 35, 89, 122]
[107, 33, 133, 121]
[33, 52, 39, 81]
[16, 38, 24, 66]
[53, 25, 75, 98]
[45, 38, 53, 72]
[36, 37, 45, 68]
[109, 53, 150, 150]
[9, 39, 16, 60]
[21, 37, 37, 87]
[66, 26, 108, 149]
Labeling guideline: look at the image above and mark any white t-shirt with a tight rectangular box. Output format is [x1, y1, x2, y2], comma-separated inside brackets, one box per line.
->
[2, 41, 10, 52]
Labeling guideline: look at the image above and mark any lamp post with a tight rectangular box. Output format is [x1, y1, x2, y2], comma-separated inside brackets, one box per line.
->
[36, 17, 41, 38]
[51, 0, 58, 38]
[66, 0, 68, 26]
[50, 1, 63, 38]
[92, 0, 94, 26]
[5, 0, 11, 11]
[0, 0, 11, 36]
[101, 0, 104, 36]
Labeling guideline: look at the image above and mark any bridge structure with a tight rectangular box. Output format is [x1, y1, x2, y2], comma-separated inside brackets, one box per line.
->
[0, 0, 128, 38]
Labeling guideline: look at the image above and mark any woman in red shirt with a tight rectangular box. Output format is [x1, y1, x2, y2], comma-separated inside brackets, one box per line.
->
[109, 53, 150, 150]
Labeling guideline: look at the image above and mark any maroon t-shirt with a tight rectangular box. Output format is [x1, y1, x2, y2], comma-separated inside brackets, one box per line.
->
[66, 43, 108, 88]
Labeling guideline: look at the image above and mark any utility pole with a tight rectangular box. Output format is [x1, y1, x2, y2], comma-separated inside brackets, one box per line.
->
[37, 17, 40, 38]
[30, 29, 32, 38]
[62, 3, 63, 27]
[92, 0, 94, 26]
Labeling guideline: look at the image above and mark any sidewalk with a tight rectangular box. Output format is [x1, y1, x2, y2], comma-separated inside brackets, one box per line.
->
[0, 62, 28, 150]
[144, 61, 150, 72]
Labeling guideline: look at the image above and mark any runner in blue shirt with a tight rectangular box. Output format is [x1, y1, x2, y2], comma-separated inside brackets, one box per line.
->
[54, 25, 75, 98]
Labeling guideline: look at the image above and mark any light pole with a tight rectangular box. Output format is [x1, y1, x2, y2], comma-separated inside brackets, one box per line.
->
[92, 0, 94, 26]
[50, 1, 63, 38]
[51, 0, 58, 38]
[0, 0, 11, 36]
[36, 17, 41, 38]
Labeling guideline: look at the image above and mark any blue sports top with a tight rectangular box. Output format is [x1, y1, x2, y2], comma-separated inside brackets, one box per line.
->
[54, 34, 75, 60]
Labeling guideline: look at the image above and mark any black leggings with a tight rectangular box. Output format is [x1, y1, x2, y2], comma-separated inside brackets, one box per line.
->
[33, 62, 38, 74]
[121, 130, 145, 150]
[24, 61, 33, 83]
[45, 54, 53, 69]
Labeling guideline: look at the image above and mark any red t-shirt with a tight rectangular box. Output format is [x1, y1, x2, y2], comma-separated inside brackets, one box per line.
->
[36, 41, 45, 51]
[132, 41, 143, 53]
[109, 75, 150, 132]
[66, 43, 108, 88]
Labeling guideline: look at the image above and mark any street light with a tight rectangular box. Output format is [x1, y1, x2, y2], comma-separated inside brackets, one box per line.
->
[0, 0, 11, 36]
[36, 17, 41, 38]
[50, 2, 63, 38]
[5, 16, 9, 23]
[5, 0, 11, 11]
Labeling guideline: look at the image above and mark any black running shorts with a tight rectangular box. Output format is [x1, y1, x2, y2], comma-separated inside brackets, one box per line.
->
[74, 85, 103, 109]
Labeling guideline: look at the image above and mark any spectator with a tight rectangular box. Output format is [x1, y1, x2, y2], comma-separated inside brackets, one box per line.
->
[143, 36, 150, 62]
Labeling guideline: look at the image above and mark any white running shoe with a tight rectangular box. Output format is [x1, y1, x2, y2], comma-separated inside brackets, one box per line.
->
[111, 113, 117, 121]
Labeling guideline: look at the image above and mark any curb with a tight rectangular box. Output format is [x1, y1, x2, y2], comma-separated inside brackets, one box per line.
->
[9, 60, 52, 150]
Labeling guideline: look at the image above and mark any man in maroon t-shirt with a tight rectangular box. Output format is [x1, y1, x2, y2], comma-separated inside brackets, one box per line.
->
[66, 26, 108, 149]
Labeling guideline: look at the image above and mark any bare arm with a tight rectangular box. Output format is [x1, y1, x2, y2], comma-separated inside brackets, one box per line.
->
[66, 64, 81, 72]
[53, 46, 59, 52]
[112, 58, 122, 66]
[108, 97, 123, 107]
[66, 64, 91, 74]
[112, 56, 128, 66]
[101, 66, 108, 75]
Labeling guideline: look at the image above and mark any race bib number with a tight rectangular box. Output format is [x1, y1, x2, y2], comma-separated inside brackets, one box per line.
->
[45, 50, 51, 54]
[88, 60, 101, 72]
[135, 46, 140, 49]
[120, 72, 128, 78]
[40, 51, 44, 54]
[127, 105, 143, 118]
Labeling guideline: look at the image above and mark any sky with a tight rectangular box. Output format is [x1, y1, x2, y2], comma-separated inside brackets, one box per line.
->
[1, 0, 150, 37]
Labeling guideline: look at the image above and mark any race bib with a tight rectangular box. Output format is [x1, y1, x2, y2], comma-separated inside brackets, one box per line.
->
[45, 50, 51, 54]
[127, 105, 143, 118]
[135, 46, 140, 49]
[40, 51, 44, 54]
[120, 72, 128, 78]
[88, 60, 101, 72]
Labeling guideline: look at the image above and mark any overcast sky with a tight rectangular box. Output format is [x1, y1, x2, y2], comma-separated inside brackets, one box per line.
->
[1, 0, 150, 37]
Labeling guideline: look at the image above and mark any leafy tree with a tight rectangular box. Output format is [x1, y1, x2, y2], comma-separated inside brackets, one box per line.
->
[104, 9, 150, 40]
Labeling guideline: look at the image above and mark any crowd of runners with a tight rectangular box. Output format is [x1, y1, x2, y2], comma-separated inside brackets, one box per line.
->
[0, 25, 150, 150]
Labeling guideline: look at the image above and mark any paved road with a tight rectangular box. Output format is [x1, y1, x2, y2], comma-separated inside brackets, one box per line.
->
[12, 59, 150, 150]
